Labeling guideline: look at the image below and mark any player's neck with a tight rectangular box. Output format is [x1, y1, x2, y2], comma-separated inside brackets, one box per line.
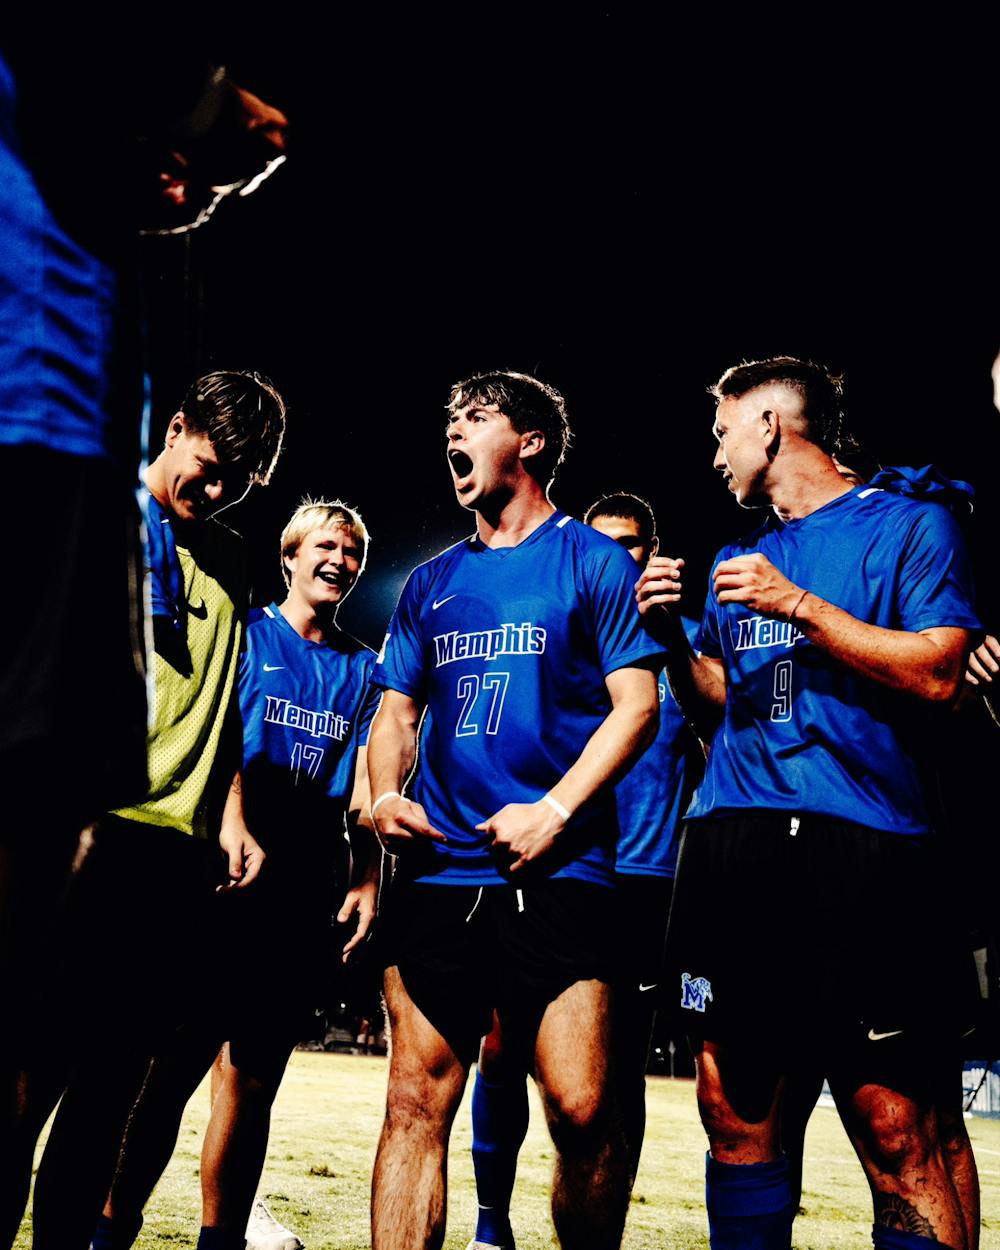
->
[476, 480, 555, 549]
[767, 449, 854, 522]
[280, 594, 336, 643]
[142, 459, 205, 539]
[143, 458, 172, 513]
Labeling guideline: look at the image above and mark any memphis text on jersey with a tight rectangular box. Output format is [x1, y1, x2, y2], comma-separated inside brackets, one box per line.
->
[433, 621, 547, 668]
[263, 696, 350, 742]
[732, 614, 805, 652]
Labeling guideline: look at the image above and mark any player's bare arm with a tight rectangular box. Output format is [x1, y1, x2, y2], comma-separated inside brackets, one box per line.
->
[367, 688, 446, 853]
[338, 746, 380, 960]
[478, 664, 658, 873]
[636, 555, 726, 737]
[714, 551, 971, 704]
[217, 770, 266, 889]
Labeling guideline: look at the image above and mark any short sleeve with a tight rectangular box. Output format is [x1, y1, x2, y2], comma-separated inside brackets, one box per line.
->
[895, 505, 981, 634]
[587, 541, 665, 675]
[356, 673, 383, 748]
[695, 559, 723, 658]
[371, 569, 428, 700]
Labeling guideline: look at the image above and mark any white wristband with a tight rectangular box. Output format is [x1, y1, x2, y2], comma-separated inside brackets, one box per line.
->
[370, 791, 402, 817]
[542, 793, 571, 821]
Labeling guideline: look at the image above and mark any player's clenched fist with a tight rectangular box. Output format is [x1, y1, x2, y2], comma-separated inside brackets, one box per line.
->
[713, 553, 805, 619]
[966, 634, 1000, 687]
[477, 800, 566, 873]
[372, 795, 447, 856]
[635, 556, 685, 616]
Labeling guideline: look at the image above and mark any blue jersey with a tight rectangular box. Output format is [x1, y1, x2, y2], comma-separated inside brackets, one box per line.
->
[239, 604, 380, 853]
[615, 617, 701, 878]
[373, 511, 663, 886]
[0, 52, 139, 464]
[687, 486, 981, 834]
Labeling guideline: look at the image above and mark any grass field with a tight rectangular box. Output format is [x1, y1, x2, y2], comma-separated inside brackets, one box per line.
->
[14, 1052, 1000, 1249]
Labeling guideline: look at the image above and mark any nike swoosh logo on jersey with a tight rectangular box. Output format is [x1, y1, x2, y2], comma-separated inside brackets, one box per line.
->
[188, 599, 208, 619]
[263, 664, 284, 672]
[432, 595, 457, 610]
[638, 983, 658, 993]
[867, 1028, 904, 1041]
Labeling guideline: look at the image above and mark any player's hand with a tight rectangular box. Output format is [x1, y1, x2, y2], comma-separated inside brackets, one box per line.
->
[372, 796, 447, 856]
[477, 800, 565, 873]
[217, 823, 266, 890]
[966, 634, 1000, 687]
[713, 553, 803, 619]
[337, 876, 378, 962]
[635, 556, 685, 618]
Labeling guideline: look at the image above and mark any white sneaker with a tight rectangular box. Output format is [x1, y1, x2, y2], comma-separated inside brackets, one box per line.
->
[465, 1240, 514, 1250]
[245, 1198, 305, 1250]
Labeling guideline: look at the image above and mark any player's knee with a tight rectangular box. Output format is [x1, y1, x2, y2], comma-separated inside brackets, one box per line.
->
[695, 1076, 759, 1152]
[696, 1067, 730, 1133]
[223, 1066, 275, 1104]
[861, 1097, 933, 1175]
[542, 1079, 608, 1147]
[385, 1063, 464, 1133]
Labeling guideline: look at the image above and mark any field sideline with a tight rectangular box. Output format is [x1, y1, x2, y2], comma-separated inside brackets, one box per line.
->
[15, 1052, 1000, 1249]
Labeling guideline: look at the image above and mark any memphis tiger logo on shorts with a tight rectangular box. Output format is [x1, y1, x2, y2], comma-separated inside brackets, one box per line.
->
[680, 972, 713, 1012]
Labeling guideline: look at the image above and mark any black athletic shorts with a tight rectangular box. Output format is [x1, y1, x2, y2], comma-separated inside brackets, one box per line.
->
[224, 838, 355, 1036]
[60, 815, 231, 1037]
[614, 873, 673, 994]
[380, 872, 616, 1057]
[665, 812, 980, 1064]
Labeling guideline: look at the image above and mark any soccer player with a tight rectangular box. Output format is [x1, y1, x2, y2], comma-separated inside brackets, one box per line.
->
[92, 499, 381, 1250]
[368, 371, 662, 1250]
[638, 356, 981, 1250]
[25, 371, 286, 1250]
[464, 491, 702, 1250]
[774, 459, 984, 1247]
[0, 44, 288, 1249]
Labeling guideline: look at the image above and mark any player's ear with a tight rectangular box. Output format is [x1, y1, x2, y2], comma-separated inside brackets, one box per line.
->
[649, 534, 660, 558]
[519, 429, 545, 462]
[760, 408, 780, 457]
[165, 411, 188, 448]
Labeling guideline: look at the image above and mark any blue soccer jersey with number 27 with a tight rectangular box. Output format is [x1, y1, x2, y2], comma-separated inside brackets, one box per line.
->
[373, 511, 664, 886]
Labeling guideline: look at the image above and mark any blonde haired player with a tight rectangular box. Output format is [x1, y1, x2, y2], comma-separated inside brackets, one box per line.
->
[95, 498, 380, 1250]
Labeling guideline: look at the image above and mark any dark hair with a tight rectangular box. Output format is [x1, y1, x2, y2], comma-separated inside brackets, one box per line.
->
[831, 432, 882, 484]
[180, 370, 286, 484]
[446, 370, 571, 485]
[584, 491, 656, 543]
[711, 356, 845, 454]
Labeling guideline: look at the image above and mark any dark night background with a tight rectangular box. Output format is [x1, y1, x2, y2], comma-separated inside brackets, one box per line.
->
[135, 16, 997, 1018]
[140, 20, 999, 652]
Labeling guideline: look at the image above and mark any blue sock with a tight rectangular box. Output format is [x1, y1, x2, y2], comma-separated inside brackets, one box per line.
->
[196, 1228, 245, 1250]
[705, 1153, 793, 1250]
[471, 1069, 529, 1246]
[90, 1212, 143, 1250]
[872, 1229, 945, 1250]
